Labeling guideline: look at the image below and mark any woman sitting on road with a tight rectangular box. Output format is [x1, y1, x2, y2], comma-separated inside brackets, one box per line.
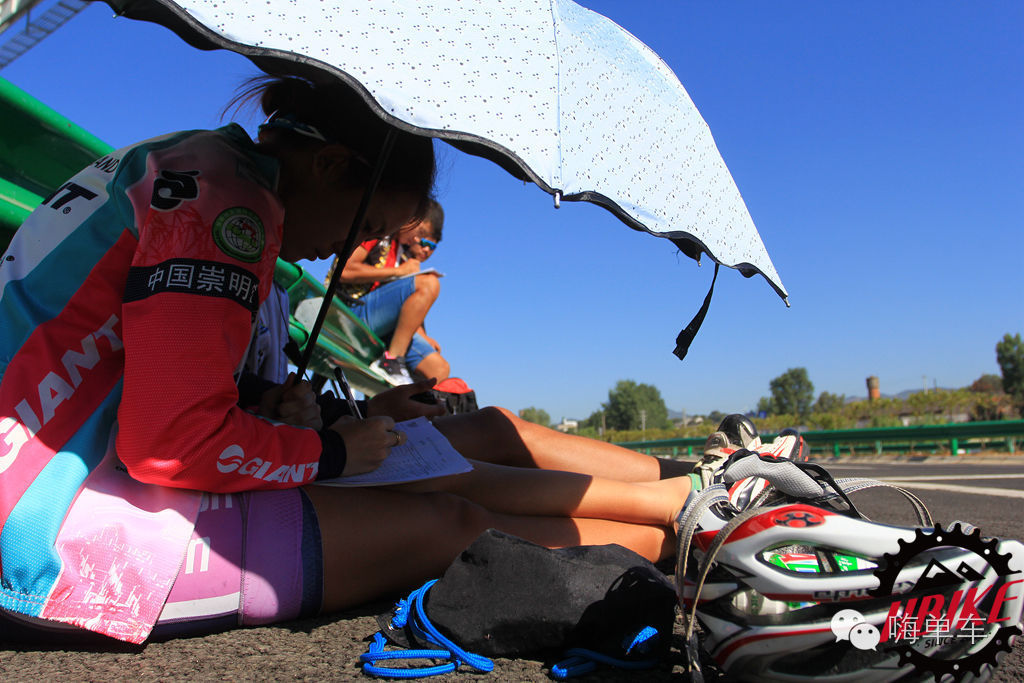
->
[0, 76, 693, 644]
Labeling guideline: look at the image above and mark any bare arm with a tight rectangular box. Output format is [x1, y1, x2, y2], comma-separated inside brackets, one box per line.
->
[340, 245, 420, 283]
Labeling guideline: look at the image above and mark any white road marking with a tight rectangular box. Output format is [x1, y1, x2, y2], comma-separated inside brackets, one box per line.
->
[880, 481, 1024, 499]
[876, 473, 1024, 482]
[828, 465, 880, 471]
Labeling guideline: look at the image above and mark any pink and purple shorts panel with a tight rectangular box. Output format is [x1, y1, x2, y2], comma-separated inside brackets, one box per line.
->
[151, 488, 323, 638]
[0, 488, 321, 643]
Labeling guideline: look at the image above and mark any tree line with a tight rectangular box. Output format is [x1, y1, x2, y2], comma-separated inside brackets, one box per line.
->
[517, 332, 1024, 440]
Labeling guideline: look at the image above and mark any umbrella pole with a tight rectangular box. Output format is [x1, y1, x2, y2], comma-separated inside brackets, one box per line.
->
[294, 128, 398, 379]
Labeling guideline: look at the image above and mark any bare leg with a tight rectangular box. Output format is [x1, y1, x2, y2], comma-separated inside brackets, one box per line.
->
[434, 406, 682, 482]
[412, 351, 450, 382]
[388, 273, 440, 358]
[304, 485, 671, 612]
[389, 459, 691, 527]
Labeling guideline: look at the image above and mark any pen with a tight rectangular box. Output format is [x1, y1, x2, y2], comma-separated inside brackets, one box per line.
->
[334, 367, 363, 419]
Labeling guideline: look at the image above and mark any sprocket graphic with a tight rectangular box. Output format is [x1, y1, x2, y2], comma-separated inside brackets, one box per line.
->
[891, 624, 1019, 682]
[870, 522, 1021, 681]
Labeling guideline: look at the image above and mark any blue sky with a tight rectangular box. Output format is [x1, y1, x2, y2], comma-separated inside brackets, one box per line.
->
[2, 1, 1021, 422]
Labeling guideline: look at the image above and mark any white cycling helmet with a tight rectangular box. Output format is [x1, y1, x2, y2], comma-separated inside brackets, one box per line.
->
[676, 453, 1024, 682]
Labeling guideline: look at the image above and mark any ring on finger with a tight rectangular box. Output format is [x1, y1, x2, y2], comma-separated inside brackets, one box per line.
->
[387, 429, 405, 447]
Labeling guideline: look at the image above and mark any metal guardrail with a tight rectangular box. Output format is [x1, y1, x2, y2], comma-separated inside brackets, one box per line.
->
[0, 76, 112, 251]
[616, 419, 1024, 458]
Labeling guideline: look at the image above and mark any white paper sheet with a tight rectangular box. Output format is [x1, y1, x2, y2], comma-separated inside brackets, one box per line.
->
[314, 416, 472, 486]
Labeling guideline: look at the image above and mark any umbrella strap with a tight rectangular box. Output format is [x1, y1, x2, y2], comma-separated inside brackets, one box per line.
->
[673, 262, 718, 361]
[295, 128, 398, 378]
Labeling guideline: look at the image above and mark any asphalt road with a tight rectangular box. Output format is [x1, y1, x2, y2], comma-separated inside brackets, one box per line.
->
[1, 456, 1022, 681]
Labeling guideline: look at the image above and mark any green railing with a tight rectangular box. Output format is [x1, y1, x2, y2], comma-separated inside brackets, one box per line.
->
[616, 420, 1024, 458]
[0, 76, 112, 251]
[273, 260, 389, 396]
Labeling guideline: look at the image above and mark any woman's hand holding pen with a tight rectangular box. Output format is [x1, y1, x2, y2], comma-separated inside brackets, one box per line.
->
[368, 378, 446, 422]
[328, 415, 404, 476]
[258, 373, 323, 430]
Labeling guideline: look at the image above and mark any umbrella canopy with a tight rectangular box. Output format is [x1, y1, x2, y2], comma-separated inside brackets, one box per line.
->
[103, 0, 787, 304]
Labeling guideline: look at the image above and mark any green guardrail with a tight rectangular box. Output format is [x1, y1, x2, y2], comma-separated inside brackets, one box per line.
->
[0, 77, 112, 250]
[273, 260, 389, 396]
[616, 419, 1024, 458]
[1, 76, 392, 394]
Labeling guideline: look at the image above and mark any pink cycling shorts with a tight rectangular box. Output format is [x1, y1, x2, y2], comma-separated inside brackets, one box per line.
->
[0, 488, 322, 643]
[152, 488, 323, 638]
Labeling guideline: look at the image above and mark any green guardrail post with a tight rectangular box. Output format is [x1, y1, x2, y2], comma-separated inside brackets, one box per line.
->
[672, 446, 678, 457]
[951, 437, 958, 456]
[833, 443, 840, 459]
[1009, 438, 1016, 455]
[687, 446, 693, 457]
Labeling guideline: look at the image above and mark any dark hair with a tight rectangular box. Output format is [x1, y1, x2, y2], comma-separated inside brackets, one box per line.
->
[423, 199, 444, 241]
[229, 76, 436, 217]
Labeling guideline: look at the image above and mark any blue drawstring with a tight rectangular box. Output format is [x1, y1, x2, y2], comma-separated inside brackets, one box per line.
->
[550, 626, 663, 680]
[362, 582, 663, 680]
[360, 580, 494, 678]
[550, 648, 660, 680]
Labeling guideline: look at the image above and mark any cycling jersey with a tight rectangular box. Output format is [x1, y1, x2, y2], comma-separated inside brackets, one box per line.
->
[0, 125, 333, 642]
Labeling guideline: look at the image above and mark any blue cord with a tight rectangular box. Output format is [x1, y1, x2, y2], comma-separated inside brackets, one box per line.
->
[362, 633, 456, 679]
[359, 580, 494, 678]
[550, 646, 660, 680]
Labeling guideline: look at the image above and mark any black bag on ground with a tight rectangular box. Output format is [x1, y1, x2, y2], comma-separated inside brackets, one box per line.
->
[430, 377, 479, 415]
[375, 529, 676, 660]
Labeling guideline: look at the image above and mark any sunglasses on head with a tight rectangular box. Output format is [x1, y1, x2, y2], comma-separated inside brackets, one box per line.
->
[418, 238, 438, 250]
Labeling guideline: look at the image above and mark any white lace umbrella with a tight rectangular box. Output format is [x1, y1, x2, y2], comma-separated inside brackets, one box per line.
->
[105, 0, 788, 358]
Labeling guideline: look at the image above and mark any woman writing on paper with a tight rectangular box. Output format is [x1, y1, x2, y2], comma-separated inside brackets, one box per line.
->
[0, 76, 694, 644]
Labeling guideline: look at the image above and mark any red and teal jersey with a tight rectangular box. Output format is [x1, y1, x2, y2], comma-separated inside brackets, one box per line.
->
[0, 125, 321, 641]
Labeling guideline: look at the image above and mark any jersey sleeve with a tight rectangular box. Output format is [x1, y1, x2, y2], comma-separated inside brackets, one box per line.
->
[113, 130, 327, 492]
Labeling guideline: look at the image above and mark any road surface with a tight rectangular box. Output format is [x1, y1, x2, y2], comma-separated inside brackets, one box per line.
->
[1, 456, 1022, 680]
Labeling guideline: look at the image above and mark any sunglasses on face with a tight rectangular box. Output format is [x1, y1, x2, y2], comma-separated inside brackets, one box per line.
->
[418, 238, 438, 250]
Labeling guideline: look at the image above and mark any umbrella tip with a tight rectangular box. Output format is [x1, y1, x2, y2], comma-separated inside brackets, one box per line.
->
[783, 297, 791, 308]
[553, 191, 561, 209]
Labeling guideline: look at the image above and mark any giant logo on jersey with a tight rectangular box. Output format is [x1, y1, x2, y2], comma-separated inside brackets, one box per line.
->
[0, 315, 123, 474]
[216, 444, 319, 484]
[41, 182, 98, 215]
